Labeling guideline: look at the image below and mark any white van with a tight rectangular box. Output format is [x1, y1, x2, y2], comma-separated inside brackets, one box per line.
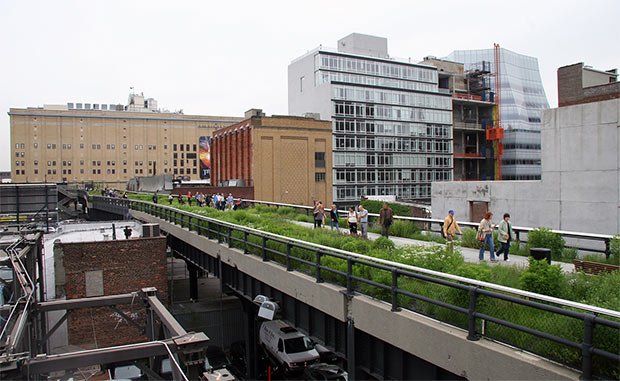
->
[259, 320, 319, 373]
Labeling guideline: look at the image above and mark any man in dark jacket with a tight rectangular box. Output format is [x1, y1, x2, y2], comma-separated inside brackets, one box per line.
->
[378, 202, 394, 238]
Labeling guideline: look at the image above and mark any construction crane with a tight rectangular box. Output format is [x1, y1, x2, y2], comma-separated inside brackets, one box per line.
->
[486, 43, 504, 179]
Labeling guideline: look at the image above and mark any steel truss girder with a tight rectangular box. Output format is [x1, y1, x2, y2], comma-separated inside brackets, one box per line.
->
[23, 332, 209, 375]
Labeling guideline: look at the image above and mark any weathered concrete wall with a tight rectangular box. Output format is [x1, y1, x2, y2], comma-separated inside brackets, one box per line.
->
[134, 210, 580, 380]
[433, 98, 620, 235]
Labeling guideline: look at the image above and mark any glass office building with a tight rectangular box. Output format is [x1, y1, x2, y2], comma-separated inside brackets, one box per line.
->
[445, 48, 549, 180]
[289, 34, 453, 203]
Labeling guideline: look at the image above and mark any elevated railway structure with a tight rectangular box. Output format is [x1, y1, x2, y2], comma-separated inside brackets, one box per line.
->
[90, 196, 619, 380]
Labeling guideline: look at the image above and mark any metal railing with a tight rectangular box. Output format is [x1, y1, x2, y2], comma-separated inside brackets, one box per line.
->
[116, 198, 620, 380]
[240, 199, 615, 258]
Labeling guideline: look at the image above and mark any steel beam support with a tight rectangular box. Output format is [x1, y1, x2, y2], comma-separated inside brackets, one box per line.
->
[110, 306, 143, 332]
[39, 311, 69, 346]
[36, 292, 138, 312]
[145, 294, 187, 337]
[23, 332, 209, 375]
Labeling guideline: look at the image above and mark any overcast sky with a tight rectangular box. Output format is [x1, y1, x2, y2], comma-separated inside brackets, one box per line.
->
[1, 0, 618, 171]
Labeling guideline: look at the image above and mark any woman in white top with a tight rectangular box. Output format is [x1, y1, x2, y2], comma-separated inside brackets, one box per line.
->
[478, 211, 497, 261]
[347, 207, 358, 235]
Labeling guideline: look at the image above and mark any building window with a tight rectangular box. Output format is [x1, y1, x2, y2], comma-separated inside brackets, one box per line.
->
[315, 172, 326, 182]
[34, 169, 38, 175]
[315, 152, 326, 168]
[80, 143, 84, 149]
[173, 144, 177, 151]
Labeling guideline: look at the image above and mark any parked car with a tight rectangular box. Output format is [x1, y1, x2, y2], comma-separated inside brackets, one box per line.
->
[303, 363, 349, 381]
[259, 320, 319, 373]
[313, 342, 339, 364]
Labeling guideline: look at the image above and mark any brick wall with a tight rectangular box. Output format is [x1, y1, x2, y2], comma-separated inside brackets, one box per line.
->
[558, 63, 620, 107]
[56, 236, 167, 348]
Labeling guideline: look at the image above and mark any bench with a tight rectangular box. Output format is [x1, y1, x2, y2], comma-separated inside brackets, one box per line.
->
[573, 259, 619, 275]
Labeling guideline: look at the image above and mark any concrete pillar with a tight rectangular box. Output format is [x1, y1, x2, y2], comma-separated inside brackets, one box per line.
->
[188, 262, 199, 301]
[347, 318, 356, 380]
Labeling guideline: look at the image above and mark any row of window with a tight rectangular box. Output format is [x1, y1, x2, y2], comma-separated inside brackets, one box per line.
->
[334, 101, 452, 124]
[335, 184, 432, 201]
[334, 136, 451, 153]
[503, 143, 541, 150]
[334, 152, 452, 168]
[18, 159, 180, 168]
[316, 71, 438, 93]
[502, 159, 542, 166]
[334, 168, 452, 184]
[334, 120, 451, 138]
[16, 143, 173, 151]
[15, 167, 200, 177]
[317, 54, 437, 83]
[173, 144, 197, 152]
[333, 86, 452, 110]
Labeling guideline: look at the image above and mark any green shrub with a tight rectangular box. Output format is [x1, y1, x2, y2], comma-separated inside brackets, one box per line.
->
[609, 234, 620, 265]
[560, 247, 578, 262]
[527, 227, 565, 260]
[460, 228, 480, 249]
[372, 236, 395, 251]
[361, 200, 412, 217]
[399, 245, 464, 273]
[381, 220, 419, 238]
[519, 257, 567, 298]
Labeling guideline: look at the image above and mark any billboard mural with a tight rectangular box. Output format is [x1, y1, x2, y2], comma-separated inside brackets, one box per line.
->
[199, 136, 211, 182]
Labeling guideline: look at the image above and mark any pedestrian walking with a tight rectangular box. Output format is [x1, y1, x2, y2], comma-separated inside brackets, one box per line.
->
[347, 207, 358, 235]
[152, 192, 158, 204]
[477, 212, 497, 261]
[314, 201, 325, 228]
[496, 213, 515, 261]
[443, 209, 463, 251]
[378, 202, 394, 238]
[358, 204, 369, 239]
[168, 194, 173, 204]
[329, 204, 340, 231]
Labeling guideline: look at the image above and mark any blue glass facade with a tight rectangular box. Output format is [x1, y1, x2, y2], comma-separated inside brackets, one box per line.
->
[445, 48, 549, 180]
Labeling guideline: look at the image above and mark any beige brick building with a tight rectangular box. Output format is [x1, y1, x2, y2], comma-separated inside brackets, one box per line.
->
[212, 110, 333, 206]
[9, 101, 241, 187]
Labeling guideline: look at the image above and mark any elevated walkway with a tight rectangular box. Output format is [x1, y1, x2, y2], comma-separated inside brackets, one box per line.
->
[134, 209, 582, 381]
[295, 221, 575, 272]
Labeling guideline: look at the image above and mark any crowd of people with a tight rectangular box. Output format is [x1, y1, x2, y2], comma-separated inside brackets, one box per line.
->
[167, 191, 239, 210]
[313, 201, 394, 239]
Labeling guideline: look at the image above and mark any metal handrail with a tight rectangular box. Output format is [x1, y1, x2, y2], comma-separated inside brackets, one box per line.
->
[126, 198, 618, 318]
[120, 198, 620, 379]
[241, 199, 615, 257]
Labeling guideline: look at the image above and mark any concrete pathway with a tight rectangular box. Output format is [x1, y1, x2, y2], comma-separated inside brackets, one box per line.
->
[296, 221, 575, 273]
